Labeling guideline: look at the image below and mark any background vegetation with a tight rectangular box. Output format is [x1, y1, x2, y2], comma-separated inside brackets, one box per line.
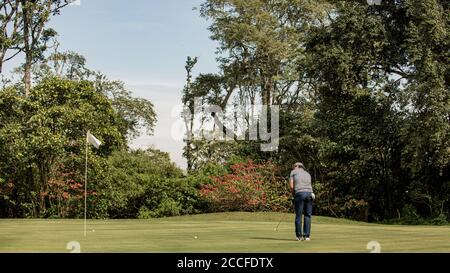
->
[0, 0, 448, 224]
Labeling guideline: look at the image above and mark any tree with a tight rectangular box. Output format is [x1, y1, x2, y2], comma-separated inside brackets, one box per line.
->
[30, 50, 157, 139]
[0, 0, 21, 74]
[193, 0, 449, 222]
[199, 0, 333, 106]
[0, 0, 71, 96]
[304, 0, 449, 220]
[0, 77, 125, 217]
[182, 56, 198, 173]
[398, 0, 449, 218]
[182, 0, 333, 172]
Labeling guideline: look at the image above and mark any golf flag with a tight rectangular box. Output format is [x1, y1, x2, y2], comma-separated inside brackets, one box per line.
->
[87, 131, 101, 149]
[84, 131, 101, 237]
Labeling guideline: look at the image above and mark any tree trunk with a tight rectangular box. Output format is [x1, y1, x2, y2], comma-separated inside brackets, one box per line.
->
[24, 54, 32, 97]
[38, 158, 51, 217]
[27, 166, 39, 217]
[261, 76, 273, 106]
[22, 0, 31, 97]
[186, 120, 194, 173]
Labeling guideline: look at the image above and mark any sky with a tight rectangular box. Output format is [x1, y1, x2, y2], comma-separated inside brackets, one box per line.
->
[2, 0, 220, 169]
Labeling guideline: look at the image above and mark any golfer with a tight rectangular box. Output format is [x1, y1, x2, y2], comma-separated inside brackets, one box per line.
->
[289, 162, 313, 241]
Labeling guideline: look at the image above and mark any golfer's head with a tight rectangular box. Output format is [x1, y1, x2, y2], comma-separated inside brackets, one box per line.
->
[293, 162, 304, 169]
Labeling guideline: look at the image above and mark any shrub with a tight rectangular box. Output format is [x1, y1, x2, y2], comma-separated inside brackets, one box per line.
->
[199, 160, 290, 212]
[400, 204, 423, 225]
[152, 199, 182, 217]
[430, 214, 448, 225]
[100, 148, 199, 218]
[138, 203, 183, 219]
[137, 206, 153, 219]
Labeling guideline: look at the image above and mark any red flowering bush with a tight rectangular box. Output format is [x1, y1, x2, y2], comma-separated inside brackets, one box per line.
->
[45, 163, 99, 218]
[199, 160, 291, 212]
[45, 169, 84, 217]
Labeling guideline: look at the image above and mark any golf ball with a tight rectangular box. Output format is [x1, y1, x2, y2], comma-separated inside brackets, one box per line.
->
[194, 236, 198, 239]
[92, 229, 95, 232]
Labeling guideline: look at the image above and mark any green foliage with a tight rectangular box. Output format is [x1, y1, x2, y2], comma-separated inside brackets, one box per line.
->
[0, 0, 71, 94]
[191, 0, 449, 224]
[101, 149, 201, 219]
[0, 77, 125, 218]
[1, 0, 448, 226]
[401, 204, 423, 225]
[303, 0, 449, 221]
[32, 51, 157, 139]
[138, 199, 182, 219]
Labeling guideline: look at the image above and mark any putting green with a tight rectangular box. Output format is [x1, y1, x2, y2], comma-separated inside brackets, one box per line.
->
[1, 212, 449, 253]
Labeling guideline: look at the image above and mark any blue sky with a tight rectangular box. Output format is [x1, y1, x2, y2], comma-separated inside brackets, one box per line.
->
[3, 0, 220, 168]
[50, 0, 218, 85]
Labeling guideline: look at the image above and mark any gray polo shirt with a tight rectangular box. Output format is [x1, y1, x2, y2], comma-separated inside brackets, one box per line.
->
[290, 168, 312, 193]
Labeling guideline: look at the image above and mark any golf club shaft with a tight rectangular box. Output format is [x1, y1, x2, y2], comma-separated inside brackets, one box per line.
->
[275, 213, 285, 230]
[275, 186, 295, 230]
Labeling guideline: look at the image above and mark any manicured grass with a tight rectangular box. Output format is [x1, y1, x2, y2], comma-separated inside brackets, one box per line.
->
[1, 212, 449, 253]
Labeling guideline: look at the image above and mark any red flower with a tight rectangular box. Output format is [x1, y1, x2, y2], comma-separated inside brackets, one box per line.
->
[62, 192, 70, 199]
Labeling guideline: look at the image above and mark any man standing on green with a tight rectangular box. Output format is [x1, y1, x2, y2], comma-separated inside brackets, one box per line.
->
[289, 162, 314, 241]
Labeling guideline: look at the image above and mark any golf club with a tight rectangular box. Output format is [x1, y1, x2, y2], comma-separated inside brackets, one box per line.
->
[274, 185, 294, 231]
[274, 213, 286, 231]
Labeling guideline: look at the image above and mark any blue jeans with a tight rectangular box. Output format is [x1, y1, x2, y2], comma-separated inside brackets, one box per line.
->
[293, 192, 313, 238]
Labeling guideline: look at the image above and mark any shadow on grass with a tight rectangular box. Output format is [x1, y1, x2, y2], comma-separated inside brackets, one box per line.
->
[249, 237, 295, 242]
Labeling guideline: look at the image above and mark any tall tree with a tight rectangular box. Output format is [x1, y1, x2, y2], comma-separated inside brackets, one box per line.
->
[183, 0, 333, 169]
[399, 0, 449, 217]
[0, 0, 21, 74]
[200, 0, 332, 107]
[20, 0, 70, 96]
[0, 0, 70, 96]
[182, 56, 198, 173]
[194, 0, 449, 221]
[305, 0, 449, 220]
[0, 77, 125, 217]
[30, 50, 157, 139]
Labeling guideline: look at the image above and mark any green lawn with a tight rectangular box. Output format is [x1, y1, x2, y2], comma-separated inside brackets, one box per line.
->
[1, 212, 449, 253]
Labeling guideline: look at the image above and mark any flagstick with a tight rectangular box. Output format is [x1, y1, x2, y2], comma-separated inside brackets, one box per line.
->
[84, 132, 88, 237]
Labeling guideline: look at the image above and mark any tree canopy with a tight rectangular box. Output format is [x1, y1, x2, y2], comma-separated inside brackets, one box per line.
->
[181, 0, 449, 222]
